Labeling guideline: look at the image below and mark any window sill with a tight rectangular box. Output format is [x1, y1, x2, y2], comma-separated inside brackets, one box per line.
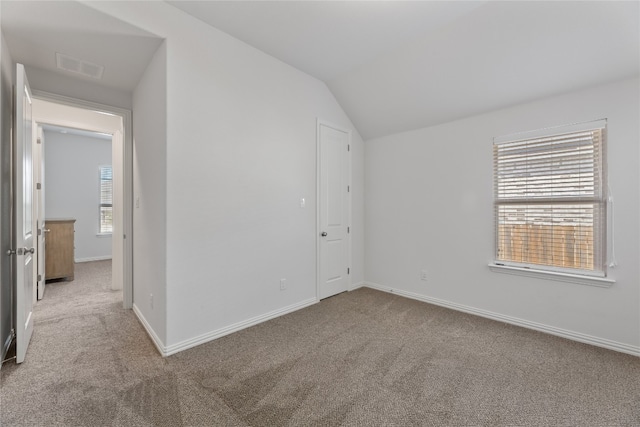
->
[96, 233, 112, 238]
[488, 263, 615, 288]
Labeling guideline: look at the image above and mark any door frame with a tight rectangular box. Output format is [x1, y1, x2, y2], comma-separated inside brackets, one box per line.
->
[35, 125, 45, 301]
[316, 118, 352, 301]
[32, 90, 133, 309]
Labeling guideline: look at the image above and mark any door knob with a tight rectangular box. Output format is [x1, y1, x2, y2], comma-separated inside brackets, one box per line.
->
[43, 228, 50, 233]
[321, 232, 327, 237]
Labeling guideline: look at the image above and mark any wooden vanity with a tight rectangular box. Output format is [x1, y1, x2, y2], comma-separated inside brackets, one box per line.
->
[44, 218, 76, 281]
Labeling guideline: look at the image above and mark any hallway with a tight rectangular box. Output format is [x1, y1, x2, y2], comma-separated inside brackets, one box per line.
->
[35, 260, 120, 321]
[0, 260, 166, 425]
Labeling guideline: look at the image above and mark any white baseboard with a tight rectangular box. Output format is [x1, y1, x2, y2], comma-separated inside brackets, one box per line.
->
[75, 256, 112, 263]
[365, 282, 640, 357]
[162, 297, 318, 357]
[132, 304, 166, 356]
[349, 281, 365, 291]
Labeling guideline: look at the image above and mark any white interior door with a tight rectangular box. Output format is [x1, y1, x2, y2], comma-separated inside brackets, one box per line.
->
[318, 121, 350, 299]
[15, 64, 35, 363]
[36, 126, 46, 300]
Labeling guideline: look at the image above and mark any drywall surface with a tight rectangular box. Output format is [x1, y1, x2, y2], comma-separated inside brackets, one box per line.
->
[365, 77, 640, 351]
[328, 1, 639, 140]
[0, 29, 15, 363]
[83, 1, 364, 351]
[131, 41, 167, 346]
[25, 65, 131, 110]
[43, 130, 112, 261]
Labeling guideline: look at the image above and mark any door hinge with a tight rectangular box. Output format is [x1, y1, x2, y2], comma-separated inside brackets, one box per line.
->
[36, 183, 41, 190]
[348, 144, 350, 152]
[37, 274, 42, 282]
[37, 138, 41, 144]
[37, 228, 41, 236]
[347, 185, 350, 192]
[10, 328, 15, 339]
[347, 226, 350, 234]
[347, 268, 350, 275]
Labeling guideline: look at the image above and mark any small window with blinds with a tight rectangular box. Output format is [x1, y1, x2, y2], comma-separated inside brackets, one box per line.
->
[493, 120, 607, 277]
[99, 165, 113, 234]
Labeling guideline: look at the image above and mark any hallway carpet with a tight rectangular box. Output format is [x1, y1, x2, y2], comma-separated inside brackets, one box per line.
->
[1, 261, 639, 426]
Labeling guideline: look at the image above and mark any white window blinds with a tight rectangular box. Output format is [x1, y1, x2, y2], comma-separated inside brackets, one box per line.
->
[493, 120, 606, 276]
[99, 165, 113, 234]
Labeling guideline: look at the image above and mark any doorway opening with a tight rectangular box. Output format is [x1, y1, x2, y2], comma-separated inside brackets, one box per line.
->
[32, 92, 132, 310]
[39, 124, 118, 305]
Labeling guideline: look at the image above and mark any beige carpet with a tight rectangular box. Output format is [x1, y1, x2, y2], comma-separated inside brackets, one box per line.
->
[1, 260, 639, 426]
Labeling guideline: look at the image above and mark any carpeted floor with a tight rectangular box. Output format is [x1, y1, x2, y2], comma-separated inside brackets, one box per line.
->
[1, 260, 639, 426]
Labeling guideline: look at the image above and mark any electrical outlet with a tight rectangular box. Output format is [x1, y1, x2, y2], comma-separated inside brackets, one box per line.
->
[150, 293, 154, 309]
[280, 278, 287, 290]
[420, 270, 428, 281]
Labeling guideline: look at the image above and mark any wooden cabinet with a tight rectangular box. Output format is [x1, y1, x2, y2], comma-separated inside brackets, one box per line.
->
[44, 219, 76, 281]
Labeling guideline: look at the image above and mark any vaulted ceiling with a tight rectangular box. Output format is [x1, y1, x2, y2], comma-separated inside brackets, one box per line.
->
[169, 1, 640, 140]
[2, 1, 638, 141]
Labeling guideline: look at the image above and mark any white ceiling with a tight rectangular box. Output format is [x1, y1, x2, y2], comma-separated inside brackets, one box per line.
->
[1, 1, 637, 140]
[169, 1, 640, 140]
[1, 1, 163, 91]
[167, 1, 486, 82]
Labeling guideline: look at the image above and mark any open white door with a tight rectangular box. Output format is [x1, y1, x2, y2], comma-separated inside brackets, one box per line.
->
[36, 126, 46, 300]
[317, 121, 350, 299]
[15, 64, 35, 363]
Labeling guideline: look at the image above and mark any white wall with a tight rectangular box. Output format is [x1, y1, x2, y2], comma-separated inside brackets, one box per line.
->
[365, 77, 640, 354]
[162, 14, 365, 351]
[44, 130, 112, 262]
[132, 41, 167, 346]
[84, 1, 365, 353]
[25, 65, 131, 110]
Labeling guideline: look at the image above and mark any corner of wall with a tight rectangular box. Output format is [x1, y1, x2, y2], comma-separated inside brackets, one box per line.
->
[133, 303, 167, 356]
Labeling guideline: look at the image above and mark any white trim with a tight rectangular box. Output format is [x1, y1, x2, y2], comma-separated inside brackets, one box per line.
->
[364, 282, 640, 357]
[316, 120, 321, 300]
[75, 256, 112, 263]
[162, 298, 318, 357]
[347, 127, 352, 295]
[349, 281, 365, 291]
[32, 90, 133, 309]
[133, 304, 166, 356]
[488, 263, 615, 288]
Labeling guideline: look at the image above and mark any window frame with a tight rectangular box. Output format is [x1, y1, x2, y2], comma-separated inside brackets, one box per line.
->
[98, 165, 113, 235]
[490, 120, 612, 286]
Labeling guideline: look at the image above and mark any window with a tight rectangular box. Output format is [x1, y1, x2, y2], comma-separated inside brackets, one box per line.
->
[99, 165, 113, 234]
[493, 120, 607, 277]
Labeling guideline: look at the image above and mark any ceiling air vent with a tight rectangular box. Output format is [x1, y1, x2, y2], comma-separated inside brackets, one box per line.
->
[55, 53, 104, 79]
